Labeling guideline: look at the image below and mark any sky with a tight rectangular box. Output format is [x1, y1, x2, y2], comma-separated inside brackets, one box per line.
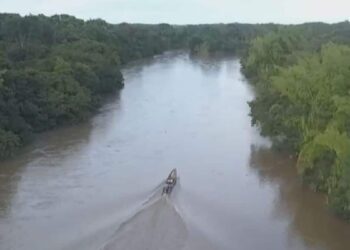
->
[1, 0, 349, 24]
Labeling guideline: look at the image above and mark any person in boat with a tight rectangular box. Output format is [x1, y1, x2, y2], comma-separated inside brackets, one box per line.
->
[163, 169, 177, 195]
[166, 177, 175, 185]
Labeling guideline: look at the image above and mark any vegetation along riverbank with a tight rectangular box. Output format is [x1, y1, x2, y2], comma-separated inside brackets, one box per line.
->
[241, 23, 350, 219]
[1, 12, 350, 220]
[0, 13, 276, 159]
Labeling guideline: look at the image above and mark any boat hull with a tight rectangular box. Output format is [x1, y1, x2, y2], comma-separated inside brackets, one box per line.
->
[162, 169, 177, 195]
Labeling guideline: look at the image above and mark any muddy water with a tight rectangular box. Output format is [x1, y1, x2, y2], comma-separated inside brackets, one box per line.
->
[0, 52, 350, 250]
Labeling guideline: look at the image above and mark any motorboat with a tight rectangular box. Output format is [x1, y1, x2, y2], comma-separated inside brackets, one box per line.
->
[162, 169, 177, 195]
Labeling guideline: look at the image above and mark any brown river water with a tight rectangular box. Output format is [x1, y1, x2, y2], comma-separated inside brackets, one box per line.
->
[0, 52, 350, 250]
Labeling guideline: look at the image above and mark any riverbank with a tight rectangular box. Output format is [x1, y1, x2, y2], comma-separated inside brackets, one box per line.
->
[2, 52, 350, 250]
[242, 28, 350, 220]
[2, 13, 348, 161]
[0, 14, 182, 159]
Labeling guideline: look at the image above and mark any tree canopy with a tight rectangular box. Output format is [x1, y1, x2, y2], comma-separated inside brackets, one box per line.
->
[0, 13, 275, 158]
[2, 12, 350, 220]
[242, 23, 350, 219]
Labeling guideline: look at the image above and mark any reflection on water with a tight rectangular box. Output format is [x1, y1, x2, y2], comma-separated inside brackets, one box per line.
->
[250, 146, 350, 250]
[189, 53, 239, 77]
[0, 51, 350, 250]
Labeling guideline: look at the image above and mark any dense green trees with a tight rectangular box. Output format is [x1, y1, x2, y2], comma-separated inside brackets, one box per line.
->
[0, 13, 272, 158]
[2, 12, 350, 220]
[243, 24, 350, 219]
[186, 23, 278, 55]
[0, 14, 127, 158]
[1, 13, 226, 158]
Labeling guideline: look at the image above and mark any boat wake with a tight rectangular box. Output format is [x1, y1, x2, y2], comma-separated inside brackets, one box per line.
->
[100, 195, 188, 250]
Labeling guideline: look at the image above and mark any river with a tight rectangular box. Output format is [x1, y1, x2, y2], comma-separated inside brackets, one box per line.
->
[0, 51, 350, 250]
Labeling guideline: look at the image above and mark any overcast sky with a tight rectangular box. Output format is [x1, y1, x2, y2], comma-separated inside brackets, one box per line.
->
[1, 0, 349, 24]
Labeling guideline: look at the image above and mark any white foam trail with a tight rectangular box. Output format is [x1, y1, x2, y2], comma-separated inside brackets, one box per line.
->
[101, 196, 188, 250]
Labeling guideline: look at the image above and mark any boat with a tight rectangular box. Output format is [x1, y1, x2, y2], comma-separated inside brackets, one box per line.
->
[162, 168, 177, 195]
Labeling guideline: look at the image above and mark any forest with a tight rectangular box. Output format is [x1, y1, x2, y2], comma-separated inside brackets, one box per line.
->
[242, 21, 350, 219]
[2, 13, 350, 219]
[0, 13, 277, 159]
